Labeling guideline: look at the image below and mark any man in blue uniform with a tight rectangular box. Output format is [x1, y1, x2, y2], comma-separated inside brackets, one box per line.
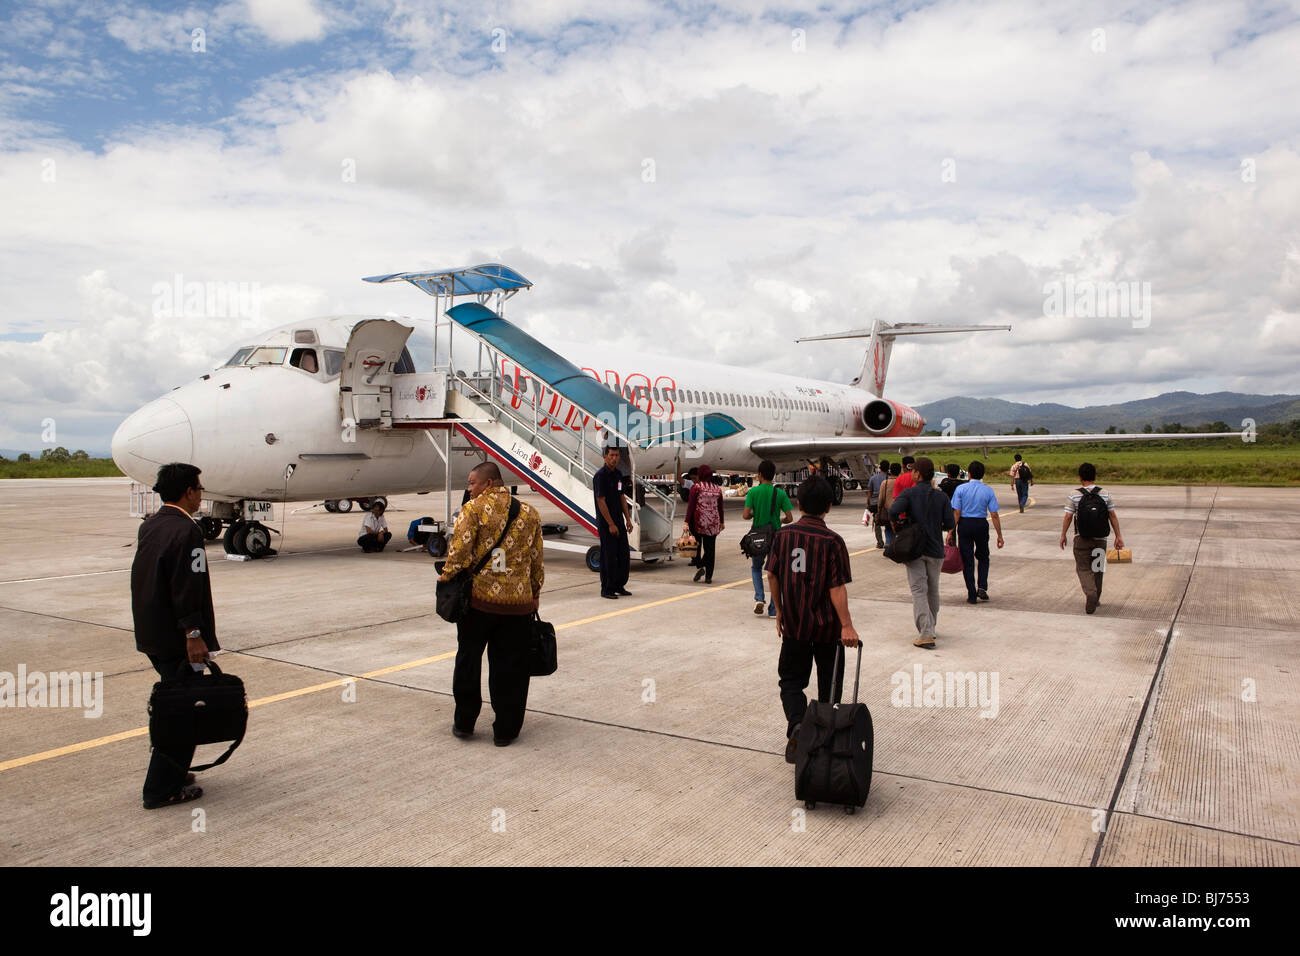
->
[593, 445, 633, 599]
[948, 460, 1004, 605]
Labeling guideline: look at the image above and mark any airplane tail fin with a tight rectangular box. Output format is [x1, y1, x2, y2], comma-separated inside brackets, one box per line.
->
[796, 321, 1011, 396]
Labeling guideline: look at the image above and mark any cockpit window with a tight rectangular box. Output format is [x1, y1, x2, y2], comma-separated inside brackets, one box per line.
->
[246, 347, 287, 366]
[225, 347, 254, 367]
[289, 348, 319, 374]
[323, 349, 344, 377]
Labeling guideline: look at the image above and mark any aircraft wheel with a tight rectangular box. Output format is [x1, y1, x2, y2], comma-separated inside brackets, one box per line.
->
[198, 516, 223, 541]
[426, 532, 448, 558]
[323, 500, 338, 513]
[830, 478, 844, 506]
[355, 497, 371, 511]
[223, 520, 247, 556]
[242, 522, 272, 558]
[845, 479, 859, 491]
[335, 498, 353, 513]
[585, 546, 601, 573]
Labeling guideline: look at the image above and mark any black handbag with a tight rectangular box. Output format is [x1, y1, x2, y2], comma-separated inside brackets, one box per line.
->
[740, 484, 778, 558]
[147, 659, 248, 772]
[883, 487, 935, 563]
[436, 499, 520, 623]
[528, 611, 557, 677]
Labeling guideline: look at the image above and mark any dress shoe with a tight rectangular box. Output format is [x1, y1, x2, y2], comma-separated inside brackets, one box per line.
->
[143, 784, 203, 810]
[601, 592, 618, 599]
[967, 595, 978, 604]
[494, 736, 515, 747]
[452, 724, 474, 739]
[616, 588, 632, 596]
[785, 725, 801, 764]
[977, 589, 990, 601]
[693, 568, 705, 582]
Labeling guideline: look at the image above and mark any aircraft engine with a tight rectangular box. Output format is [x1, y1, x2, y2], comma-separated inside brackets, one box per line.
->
[862, 398, 925, 437]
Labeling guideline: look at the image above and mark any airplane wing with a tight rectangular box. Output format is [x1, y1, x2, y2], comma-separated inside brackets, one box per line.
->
[749, 431, 1240, 457]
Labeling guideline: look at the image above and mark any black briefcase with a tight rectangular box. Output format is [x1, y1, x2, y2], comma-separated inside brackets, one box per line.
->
[528, 612, 557, 677]
[148, 659, 248, 772]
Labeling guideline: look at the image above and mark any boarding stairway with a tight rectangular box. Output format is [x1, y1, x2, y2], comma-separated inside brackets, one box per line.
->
[359, 265, 740, 562]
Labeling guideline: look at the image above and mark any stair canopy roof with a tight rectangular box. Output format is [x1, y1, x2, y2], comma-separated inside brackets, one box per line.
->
[445, 302, 743, 447]
[363, 263, 532, 298]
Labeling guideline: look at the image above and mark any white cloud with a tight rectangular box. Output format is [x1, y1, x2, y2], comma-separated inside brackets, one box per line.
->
[2, 0, 1299, 450]
[244, 0, 328, 45]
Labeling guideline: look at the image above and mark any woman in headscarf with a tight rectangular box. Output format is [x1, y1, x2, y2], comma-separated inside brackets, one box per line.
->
[685, 465, 725, 583]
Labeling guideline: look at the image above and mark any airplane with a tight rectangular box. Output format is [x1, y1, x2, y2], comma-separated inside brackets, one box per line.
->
[111, 263, 1233, 563]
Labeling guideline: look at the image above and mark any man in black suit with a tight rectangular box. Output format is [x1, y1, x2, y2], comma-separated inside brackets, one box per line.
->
[131, 462, 219, 809]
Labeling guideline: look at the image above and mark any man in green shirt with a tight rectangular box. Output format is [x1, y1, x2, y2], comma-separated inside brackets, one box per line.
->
[743, 460, 794, 616]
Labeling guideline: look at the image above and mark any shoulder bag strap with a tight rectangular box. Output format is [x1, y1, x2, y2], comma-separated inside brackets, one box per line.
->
[470, 498, 521, 577]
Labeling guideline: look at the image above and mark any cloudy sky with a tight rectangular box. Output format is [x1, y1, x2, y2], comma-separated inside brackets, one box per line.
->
[1, 0, 1298, 452]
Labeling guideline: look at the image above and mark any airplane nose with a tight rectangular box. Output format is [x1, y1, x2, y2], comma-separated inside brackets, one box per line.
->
[111, 397, 194, 481]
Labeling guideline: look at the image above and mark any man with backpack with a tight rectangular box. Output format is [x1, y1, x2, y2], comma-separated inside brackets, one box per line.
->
[1009, 453, 1034, 513]
[742, 460, 794, 616]
[888, 457, 955, 648]
[1059, 462, 1125, 614]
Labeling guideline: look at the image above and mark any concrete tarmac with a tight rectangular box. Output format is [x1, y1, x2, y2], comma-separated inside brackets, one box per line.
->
[1, 478, 1297, 866]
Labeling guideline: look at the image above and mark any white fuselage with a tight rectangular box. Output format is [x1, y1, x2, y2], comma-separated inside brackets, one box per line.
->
[111, 316, 881, 503]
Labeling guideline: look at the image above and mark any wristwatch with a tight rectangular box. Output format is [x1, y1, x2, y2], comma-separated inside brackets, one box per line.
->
[186, 628, 202, 641]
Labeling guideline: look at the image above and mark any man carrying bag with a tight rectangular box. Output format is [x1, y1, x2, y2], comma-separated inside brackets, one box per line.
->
[887, 457, 955, 649]
[131, 463, 232, 809]
[741, 460, 794, 617]
[438, 462, 546, 747]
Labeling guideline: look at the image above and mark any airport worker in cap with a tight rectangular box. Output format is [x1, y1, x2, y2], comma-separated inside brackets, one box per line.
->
[130, 462, 217, 809]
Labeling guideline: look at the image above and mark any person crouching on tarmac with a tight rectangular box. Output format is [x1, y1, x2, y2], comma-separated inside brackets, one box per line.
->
[357, 500, 392, 552]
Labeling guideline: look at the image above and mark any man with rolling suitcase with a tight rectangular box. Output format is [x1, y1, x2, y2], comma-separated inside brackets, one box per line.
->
[764, 476, 860, 765]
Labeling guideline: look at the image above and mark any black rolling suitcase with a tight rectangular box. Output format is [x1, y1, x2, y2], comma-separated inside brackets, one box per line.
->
[794, 644, 873, 814]
[148, 659, 248, 771]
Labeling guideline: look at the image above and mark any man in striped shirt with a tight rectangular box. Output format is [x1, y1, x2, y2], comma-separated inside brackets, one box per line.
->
[766, 475, 860, 763]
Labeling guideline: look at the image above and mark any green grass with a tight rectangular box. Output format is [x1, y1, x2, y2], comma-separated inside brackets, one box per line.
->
[929, 439, 1300, 486]
[0, 458, 125, 479]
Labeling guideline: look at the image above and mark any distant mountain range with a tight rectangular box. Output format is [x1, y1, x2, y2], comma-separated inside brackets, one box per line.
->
[914, 391, 1300, 434]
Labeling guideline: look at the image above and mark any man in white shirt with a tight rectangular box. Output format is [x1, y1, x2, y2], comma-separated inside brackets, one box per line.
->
[358, 501, 392, 553]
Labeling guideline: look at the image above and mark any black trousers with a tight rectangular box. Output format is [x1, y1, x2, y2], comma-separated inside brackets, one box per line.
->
[697, 533, 717, 582]
[452, 608, 533, 741]
[143, 654, 198, 802]
[358, 531, 391, 552]
[957, 517, 990, 597]
[598, 523, 629, 595]
[778, 639, 844, 738]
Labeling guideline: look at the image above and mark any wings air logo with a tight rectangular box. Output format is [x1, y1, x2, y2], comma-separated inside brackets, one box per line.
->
[415, 385, 429, 402]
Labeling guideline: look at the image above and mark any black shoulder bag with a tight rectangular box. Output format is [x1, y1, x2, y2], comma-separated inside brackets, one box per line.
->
[740, 484, 779, 558]
[148, 659, 248, 772]
[436, 498, 520, 623]
[883, 488, 929, 564]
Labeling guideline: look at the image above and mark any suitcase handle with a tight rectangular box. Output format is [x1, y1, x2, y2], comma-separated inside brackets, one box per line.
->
[830, 642, 863, 708]
[173, 658, 223, 679]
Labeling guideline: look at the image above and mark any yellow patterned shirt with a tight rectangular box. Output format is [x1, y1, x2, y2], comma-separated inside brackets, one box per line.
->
[440, 487, 544, 615]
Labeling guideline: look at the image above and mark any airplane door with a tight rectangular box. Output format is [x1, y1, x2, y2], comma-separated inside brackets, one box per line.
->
[340, 319, 414, 429]
[835, 397, 845, 435]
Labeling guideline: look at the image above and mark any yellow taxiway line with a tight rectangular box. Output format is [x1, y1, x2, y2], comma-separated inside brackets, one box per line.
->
[0, 547, 877, 774]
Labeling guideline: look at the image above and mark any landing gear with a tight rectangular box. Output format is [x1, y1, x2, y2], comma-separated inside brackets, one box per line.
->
[830, 477, 844, 506]
[326, 498, 353, 513]
[223, 520, 247, 556]
[585, 546, 601, 573]
[222, 519, 274, 558]
[323, 500, 338, 513]
[198, 515, 223, 541]
[241, 522, 273, 558]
